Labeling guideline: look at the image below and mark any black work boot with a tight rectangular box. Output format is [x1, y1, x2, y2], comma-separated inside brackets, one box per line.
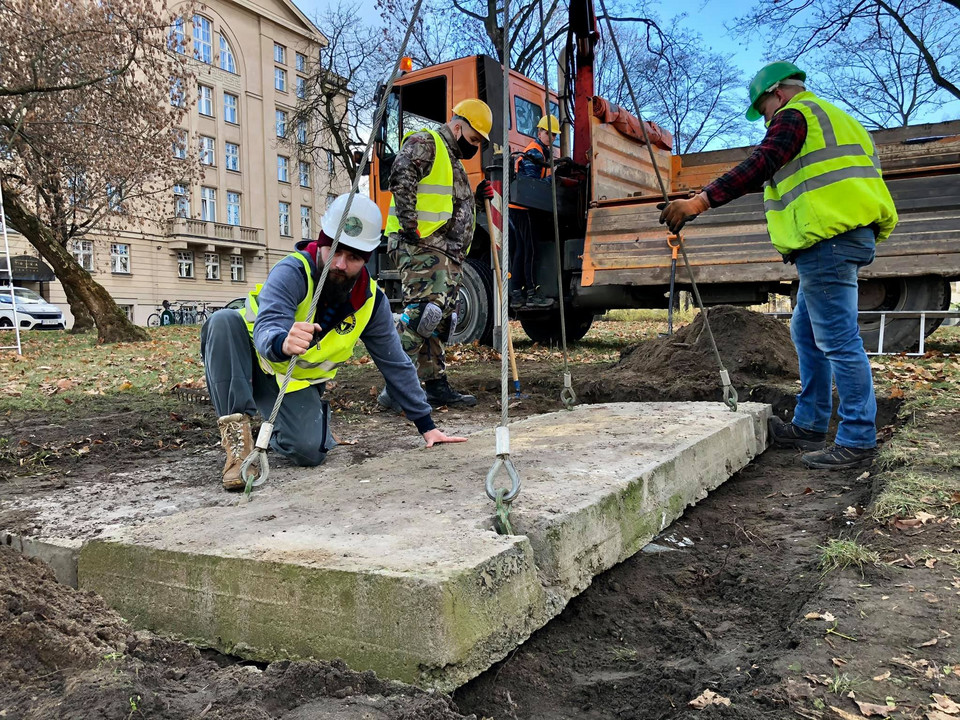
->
[509, 290, 526, 308]
[525, 287, 553, 308]
[377, 386, 403, 414]
[424, 376, 477, 407]
[768, 416, 827, 450]
[802, 445, 877, 470]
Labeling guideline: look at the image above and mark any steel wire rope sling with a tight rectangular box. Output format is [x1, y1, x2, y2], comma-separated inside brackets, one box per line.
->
[238, 0, 429, 500]
[594, 0, 737, 412]
[535, 0, 577, 410]
[485, 0, 521, 535]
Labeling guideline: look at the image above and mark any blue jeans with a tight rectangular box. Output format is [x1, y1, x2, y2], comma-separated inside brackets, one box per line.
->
[790, 229, 877, 448]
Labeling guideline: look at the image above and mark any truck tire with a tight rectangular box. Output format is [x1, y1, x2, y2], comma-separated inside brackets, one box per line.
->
[857, 276, 950, 352]
[449, 258, 494, 346]
[519, 308, 595, 345]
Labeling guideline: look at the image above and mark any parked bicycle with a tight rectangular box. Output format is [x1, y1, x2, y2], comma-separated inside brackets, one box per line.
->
[146, 300, 209, 327]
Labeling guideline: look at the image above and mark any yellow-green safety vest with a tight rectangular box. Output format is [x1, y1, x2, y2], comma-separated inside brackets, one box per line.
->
[240, 252, 377, 393]
[384, 128, 455, 239]
[763, 91, 898, 255]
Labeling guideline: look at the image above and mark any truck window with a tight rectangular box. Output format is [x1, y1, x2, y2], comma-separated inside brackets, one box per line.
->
[399, 76, 447, 136]
[514, 96, 543, 139]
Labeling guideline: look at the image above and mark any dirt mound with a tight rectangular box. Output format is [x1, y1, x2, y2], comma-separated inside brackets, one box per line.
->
[0, 546, 473, 719]
[581, 306, 799, 403]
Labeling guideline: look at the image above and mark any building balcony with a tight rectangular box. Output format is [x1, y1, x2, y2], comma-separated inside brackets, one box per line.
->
[165, 217, 264, 255]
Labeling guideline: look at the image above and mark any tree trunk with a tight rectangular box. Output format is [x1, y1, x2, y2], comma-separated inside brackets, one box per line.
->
[2, 189, 149, 343]
[61, 280, 95, 334]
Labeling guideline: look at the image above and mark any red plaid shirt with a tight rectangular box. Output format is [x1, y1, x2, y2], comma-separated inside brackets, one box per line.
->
[703, 109, 807, 207]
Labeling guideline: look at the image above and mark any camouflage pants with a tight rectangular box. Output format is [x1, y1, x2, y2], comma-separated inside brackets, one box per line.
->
[390, 240, 462, 381]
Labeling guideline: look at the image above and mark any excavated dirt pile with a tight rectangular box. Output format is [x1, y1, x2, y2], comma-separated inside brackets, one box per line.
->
[0, 546, 473, 720]
[582, 305, 799, 403]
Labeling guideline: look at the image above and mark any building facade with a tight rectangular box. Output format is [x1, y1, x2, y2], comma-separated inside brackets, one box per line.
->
[4, 0, 349, 326]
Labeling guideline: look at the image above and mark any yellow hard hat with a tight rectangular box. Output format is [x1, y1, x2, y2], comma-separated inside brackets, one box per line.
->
[537, 114, 560, 134]
[452, 98, 493, 140]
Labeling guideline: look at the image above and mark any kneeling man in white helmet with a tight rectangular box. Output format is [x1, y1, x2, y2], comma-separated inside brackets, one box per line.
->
[201, 193, 467, 491]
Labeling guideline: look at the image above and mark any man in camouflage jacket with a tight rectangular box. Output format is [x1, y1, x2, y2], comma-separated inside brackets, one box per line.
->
[379, 100, 494, 410]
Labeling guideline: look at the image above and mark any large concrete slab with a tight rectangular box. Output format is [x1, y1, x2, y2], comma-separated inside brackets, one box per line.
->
[78, 402, 770, 691]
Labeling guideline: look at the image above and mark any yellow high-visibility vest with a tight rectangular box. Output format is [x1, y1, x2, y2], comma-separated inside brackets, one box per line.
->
[384, 129, 454, 239]
[763, 91, 898, 255]
[240, 252, 376, 393]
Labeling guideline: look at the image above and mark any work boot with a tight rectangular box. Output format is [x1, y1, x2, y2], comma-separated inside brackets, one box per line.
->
[509, 290, 526, 308]
[768, 416, 827, 451]
[377, 386, 403, 414]
[801, 445, 877, 470]
[424, 376, 477, 408]
[525, 287, 553, 308]
[217, 413, 254, 492]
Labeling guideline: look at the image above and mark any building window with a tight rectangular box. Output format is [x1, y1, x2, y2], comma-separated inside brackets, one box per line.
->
[300, 206, 311, 239]
[274, 67, 286, 92]
[274, 43, 286, 64]
[205, 252, 221, 280]
[296, 76, 306, 99]
[169, 17, 185, 53]
[193, 15, 212, 64]
[299, 161, 311, 187]
[227, 192, 241, 226]
[106, 183, 123, 212]
[200, 187, 216, 222]
[110, 243, 131, 274]
[279, 202, 291, 236]
[224, 92, 238, 124]
[230, 255, 245, 281]
[224, 142, 239, 172]
[218, 34, 236, 73]
[198, 84, 213, 116]
[277, 155, 289, 182]
[118, 304, 134, 321]
[327, 149, 335, 175]
[295, 52, 306, 72]
[173, 129, 187, 159]
[275, 109, 287, 138]
[170, 76, 185, 107]
[173, 183, 190, 217]
[296, 120, 307, 144]
[199, 135, 215, 165]
[177, 251, 195, 279]
[71, 239, 94, 271]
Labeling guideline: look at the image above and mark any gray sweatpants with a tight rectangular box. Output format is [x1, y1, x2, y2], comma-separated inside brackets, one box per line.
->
[200, 310, 336, 466]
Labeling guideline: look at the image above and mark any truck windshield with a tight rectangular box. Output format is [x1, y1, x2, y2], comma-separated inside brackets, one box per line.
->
[379, 75, 448, 159]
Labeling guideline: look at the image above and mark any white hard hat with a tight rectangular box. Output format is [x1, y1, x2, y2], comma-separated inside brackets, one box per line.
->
[321, 193, 383, 252]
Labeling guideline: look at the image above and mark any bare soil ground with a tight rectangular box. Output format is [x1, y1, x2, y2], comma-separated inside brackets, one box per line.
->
[1, 308, 958, 720]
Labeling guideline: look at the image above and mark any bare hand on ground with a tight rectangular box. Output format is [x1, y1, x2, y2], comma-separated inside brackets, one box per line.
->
[282, 321, 322, 356]
[423, 429, 468, 447]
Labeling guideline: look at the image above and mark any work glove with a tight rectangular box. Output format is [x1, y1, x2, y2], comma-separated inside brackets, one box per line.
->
[474, 179, 494, 205]
[399, 228, 420, 245]
[657, 191, 710, 234]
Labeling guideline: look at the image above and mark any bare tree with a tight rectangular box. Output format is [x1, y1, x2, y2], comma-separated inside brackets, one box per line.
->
[736, 0, 960, 102]
[812, 6, 952, 128]
[1, 0, 200, 343]
[289, 3, 386, 185]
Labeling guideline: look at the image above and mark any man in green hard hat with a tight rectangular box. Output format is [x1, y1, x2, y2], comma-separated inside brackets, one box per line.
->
[658, 61, 898, 470]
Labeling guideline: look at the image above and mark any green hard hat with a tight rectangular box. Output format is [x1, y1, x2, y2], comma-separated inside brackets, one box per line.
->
[746, 61, 806, 121]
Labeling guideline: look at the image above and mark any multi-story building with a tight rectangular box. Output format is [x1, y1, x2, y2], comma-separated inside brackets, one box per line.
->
[3, 0, 349, 326]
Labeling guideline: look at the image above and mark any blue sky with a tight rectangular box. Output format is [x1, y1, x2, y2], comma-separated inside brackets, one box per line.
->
[292, 0, 959, 127]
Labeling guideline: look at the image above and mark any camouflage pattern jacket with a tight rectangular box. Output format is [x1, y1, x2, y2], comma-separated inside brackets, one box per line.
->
[388, 124, 474, 262]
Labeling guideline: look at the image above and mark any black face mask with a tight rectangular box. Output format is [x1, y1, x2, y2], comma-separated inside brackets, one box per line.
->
[457, 132, 479, 159]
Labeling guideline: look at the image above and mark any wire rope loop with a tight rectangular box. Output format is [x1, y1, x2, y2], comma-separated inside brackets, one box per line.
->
[241, 449, 270, 496]
[486, 455, 521, 503]
[494, 488, 514, 535]
[723, 384, 739, 412]
[560, 371, 577, 410]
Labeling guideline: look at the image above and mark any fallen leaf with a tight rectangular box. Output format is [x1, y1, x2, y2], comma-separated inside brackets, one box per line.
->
[118, 381, 133, 391]
[844, 506, 859, 519]
[856, 699, 895, 716]
[930, 694, 960, 714]
[916, 511, 938, 524]
[830, 706, 862, 720]
[872, 671, 891, 682]
[832, 657, 848, 667]
[920, 638, 939, 647]
[928, 711, 957, 720]
[822, 611, 837, 622]
[926, 558, 938, 569]
[688, 689, 731, 709]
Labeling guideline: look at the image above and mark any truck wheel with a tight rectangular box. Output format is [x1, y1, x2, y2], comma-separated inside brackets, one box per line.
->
[519, 308, 595, 345]
[857, 276, 950, 352]
[449, 258, 494, 346]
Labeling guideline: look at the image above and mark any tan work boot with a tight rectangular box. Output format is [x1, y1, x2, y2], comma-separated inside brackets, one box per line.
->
[217, 413, 254, 491]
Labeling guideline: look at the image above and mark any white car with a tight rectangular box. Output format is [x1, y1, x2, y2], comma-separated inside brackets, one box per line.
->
[0, 287, 65, 330]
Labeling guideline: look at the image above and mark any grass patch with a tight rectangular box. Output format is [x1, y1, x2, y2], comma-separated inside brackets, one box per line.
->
[819, 538, 880, 575]
[872, 471, 960, 521]
[877, 423, 960, 471]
